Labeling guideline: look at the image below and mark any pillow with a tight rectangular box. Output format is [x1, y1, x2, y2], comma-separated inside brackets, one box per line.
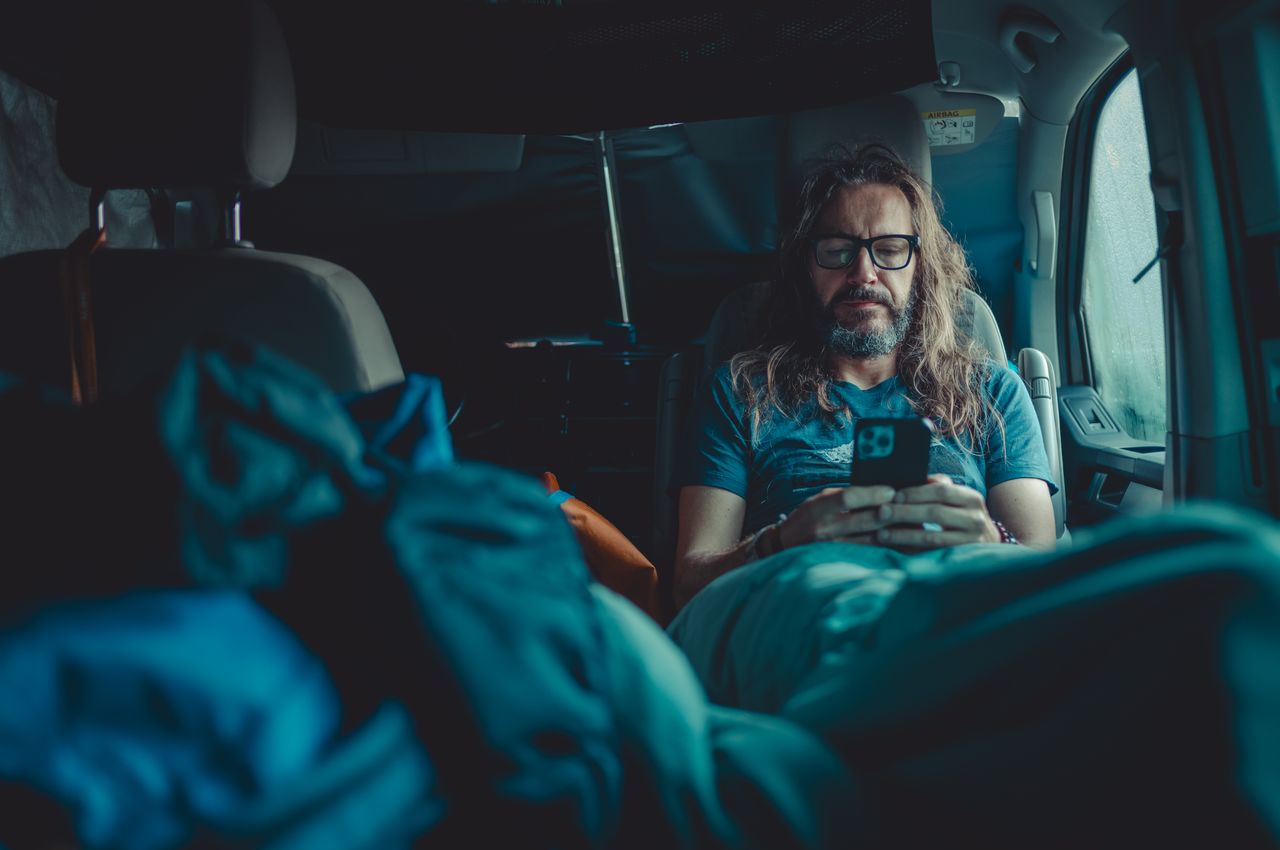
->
[541, 472, 662, 623]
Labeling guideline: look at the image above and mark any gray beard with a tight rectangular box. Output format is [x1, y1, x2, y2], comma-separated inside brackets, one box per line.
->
[820, 288, 915, 359]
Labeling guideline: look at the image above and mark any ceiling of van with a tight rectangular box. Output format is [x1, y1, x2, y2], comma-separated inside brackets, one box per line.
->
[268, 0, 938, 132]
[930, 0, 1128, 123]
[0, 0, 1130, 132]
[2, 0, 937, 132]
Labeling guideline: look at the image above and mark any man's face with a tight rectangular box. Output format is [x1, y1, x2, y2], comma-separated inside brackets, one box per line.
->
[806, 183, 917, 359]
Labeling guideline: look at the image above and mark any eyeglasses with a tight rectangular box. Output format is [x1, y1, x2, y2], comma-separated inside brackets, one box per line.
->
[809, 233, 920, 271]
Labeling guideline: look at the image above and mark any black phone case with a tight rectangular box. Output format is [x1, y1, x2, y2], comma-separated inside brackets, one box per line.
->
[849, 417, 933, 488]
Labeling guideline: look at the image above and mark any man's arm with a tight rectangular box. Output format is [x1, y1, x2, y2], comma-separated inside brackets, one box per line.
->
[673, 485, 750, 611]
[986, 477, 1056, 549]
[977, 366, 1059, 548]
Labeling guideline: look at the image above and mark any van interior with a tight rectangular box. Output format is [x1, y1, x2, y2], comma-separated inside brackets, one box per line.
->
[1, 0, 1279, 846]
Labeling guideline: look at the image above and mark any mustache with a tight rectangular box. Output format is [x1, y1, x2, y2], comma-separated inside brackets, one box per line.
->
[828, 286, 893, 310]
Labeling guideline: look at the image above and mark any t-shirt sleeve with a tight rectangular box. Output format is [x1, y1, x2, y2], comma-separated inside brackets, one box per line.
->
[983, 365, 1060, 496]
[675, 365, 751, 498]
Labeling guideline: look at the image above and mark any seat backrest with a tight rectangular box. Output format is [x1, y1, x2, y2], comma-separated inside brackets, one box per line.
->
[0, 0, 403, 398]
[0, 248, 402, 397]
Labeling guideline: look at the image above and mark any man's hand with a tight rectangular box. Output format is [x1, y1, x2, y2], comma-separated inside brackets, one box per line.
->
[674, 475, 1022, 611]
[776, 484, 899, 549]
[870, 473, 1000, 550]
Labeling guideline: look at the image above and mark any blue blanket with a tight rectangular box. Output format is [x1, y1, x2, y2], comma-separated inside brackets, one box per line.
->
[669, 508, 1280, 848]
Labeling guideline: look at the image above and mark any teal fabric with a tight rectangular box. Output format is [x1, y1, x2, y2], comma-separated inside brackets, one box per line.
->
[0, 344, 857, 850]
[0, 592, 346, 850]
[668, 541, 1039, 714]
[703, 706, 862, 850]
[0, 341, 385, 616]
[377, 465, 618, 847]
[681, 362, 1057, 536]
[591, 586, 857, 848]
[157, 343, 381, 588]
[669, 507, 1280, 848]
[340, 373, 454, 475]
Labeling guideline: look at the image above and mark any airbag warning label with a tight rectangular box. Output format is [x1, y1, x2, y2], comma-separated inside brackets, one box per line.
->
[922, 109, 976, 147]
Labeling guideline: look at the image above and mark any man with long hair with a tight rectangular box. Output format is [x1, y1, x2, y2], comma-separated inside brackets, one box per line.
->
[674, 144, 1058, 608]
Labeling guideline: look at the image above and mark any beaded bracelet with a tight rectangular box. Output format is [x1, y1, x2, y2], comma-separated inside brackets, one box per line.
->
[992, 519, 1019, 544]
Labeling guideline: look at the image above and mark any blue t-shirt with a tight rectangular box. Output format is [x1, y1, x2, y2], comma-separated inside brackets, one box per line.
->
[681, 362, 1058, 535]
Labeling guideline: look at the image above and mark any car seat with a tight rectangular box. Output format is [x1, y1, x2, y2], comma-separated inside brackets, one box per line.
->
[653, 94, 1067, 589]
[0, 0, 403, 399]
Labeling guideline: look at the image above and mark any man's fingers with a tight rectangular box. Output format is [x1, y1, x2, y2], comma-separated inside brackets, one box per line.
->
[792, 485, 900, 545]
[874, 526, 977, 549]
[808, 486, 897, 515]
[835, 532, 879, 546]
[815, 505, 890, 540]
[893, 480, 983, 507]
[839, 485, 897, 510]
[877, 502, 987, 532]
[811, 486, 890, 513]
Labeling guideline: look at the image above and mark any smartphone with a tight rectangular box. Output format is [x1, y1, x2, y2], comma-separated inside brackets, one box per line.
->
[849, 416, 934, 489]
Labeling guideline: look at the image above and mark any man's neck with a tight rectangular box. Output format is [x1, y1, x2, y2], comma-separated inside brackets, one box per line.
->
[827, 351, 898, 389]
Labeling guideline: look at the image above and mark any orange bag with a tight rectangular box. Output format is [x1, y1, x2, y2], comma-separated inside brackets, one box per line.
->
[541, 472, 661, 624]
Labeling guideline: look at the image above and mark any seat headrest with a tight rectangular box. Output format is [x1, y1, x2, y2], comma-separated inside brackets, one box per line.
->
[56, 0, 295, 190]
[784, 94, 932, 197]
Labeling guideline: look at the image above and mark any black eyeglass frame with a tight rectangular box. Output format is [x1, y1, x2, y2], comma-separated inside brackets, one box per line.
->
[807, 233, 921, 271]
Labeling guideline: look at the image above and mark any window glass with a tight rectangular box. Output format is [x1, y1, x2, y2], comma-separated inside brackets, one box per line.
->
[0, 69, 156, 257]
[1081, 68, 1166, 443]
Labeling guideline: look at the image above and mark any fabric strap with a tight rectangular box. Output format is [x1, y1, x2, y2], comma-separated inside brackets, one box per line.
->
[57, 225, 106, 405]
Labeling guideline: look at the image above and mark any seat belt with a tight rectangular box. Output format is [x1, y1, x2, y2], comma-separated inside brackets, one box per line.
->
[58, 221, 106, 405]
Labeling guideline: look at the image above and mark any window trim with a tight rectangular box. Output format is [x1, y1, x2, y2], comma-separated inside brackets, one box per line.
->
[1058, 52, 1140, 389]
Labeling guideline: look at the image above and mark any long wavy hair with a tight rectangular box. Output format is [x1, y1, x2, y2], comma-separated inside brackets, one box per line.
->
[729, 144, 1002, 452]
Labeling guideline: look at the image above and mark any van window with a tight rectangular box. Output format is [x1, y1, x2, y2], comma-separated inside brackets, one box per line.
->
[0, 69, 157, 257]
[1080, 68, 1166, 443]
